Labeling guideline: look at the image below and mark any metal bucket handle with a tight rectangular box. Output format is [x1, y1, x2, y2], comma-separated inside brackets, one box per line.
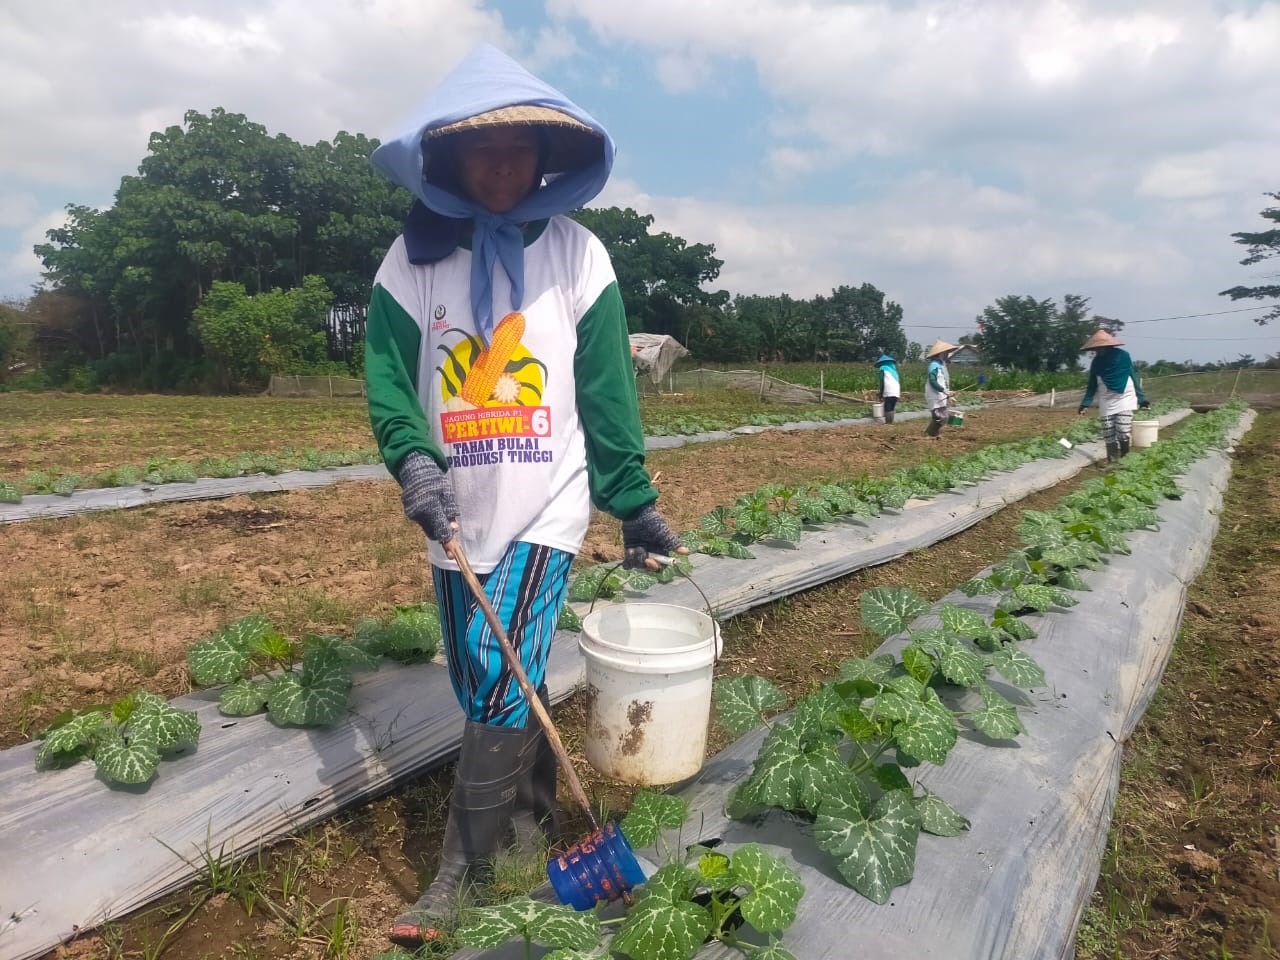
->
[585, 556, 721, 660]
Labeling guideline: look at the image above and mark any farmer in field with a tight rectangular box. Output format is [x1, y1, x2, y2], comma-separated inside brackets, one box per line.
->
[876, 353, 900, 423]
[924, 340, 956, 437]
[364, 44, 685, 946]
[1077, 329, 1150, 461]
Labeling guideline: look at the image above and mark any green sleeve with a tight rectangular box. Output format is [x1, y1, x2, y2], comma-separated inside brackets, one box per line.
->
[927, 362, 945, 392]
[365, 282, 447, 477]
[1080, 363, 1099, 409]
[574, 281, 658, 520]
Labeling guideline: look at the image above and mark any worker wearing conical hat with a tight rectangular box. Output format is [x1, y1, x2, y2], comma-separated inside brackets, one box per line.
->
[924, 340, 957, 437]
[1077, 329, 1150, 461]
[876, 354, 901, 423]
[366, 44, 686, 945]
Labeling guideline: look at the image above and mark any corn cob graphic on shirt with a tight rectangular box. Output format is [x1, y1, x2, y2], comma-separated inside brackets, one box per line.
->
[365, 216, 658, 573]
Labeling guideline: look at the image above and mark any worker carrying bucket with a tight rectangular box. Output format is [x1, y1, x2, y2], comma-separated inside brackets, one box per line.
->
[365, 43, 687, 946]
[924, 340, 959, 437]
[1077, 329, 1150, 462]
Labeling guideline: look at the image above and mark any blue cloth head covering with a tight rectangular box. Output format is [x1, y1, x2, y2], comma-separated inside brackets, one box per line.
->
[370, 44, 615, 334]
[877, 354, 895, 365]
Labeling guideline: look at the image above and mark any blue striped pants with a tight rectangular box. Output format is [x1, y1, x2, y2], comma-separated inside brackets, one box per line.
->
[432, 542, 574, 727]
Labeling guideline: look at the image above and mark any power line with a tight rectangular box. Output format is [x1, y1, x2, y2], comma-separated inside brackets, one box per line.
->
[1122, 334, 1280, 342]
[1127, 305, 1274, 323]
[908, 304, 1275, 332]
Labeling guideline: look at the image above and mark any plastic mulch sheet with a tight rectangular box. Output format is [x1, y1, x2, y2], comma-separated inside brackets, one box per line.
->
[0, 410, 1191, 960]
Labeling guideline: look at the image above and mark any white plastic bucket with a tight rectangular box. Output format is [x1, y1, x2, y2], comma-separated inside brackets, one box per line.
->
[871, 402, 885, 421]
[579, 603, 720, 785]
[1132, 419, 1159, 448]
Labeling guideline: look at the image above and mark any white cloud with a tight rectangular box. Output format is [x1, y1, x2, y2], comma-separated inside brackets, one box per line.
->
[2, 208, 69, 296]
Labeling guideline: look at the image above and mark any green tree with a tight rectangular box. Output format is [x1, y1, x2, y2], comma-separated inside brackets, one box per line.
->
[35, 109, 410, 388]
[1220, 190, 1280, 325]
[570, 207, 727, 339]
[975, 294, 1098, 371]
[193, 275, 334, 391]
[811, 284, 908, 361]
[730, 294, 814, 361]
[974, 295, 1056, 371]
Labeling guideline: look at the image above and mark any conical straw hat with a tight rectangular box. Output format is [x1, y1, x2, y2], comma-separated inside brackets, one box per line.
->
[426, 104, 603, 174]
[925, 340, 957, 359]
[1081, 329, 1124, 350]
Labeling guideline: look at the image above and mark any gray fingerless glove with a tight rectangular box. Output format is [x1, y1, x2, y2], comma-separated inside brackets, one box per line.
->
[621, 503, 683, 570]
[398, 452, 459, 543]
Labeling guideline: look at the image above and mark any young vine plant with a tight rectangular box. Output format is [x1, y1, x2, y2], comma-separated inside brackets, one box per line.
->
[453, 791, 804, 960]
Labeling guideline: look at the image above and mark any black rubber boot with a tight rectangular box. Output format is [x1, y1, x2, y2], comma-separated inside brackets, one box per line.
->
[389, 721, 525, 946]
[1118, 437, 1131, 459]
[925, 415, 942, 438]
[885, 409, 896, 424]
[511, 685, 560, 857]
[1105, 442, 1120, 463]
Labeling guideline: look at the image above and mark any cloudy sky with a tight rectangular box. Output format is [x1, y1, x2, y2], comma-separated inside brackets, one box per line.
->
[3, 0, 1279, 362]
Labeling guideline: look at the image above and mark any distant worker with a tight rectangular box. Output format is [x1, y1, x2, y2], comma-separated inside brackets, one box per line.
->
[1077, 330, 1149, 461]
[924, 340, 957, 437]
[876, 354, 900, 423]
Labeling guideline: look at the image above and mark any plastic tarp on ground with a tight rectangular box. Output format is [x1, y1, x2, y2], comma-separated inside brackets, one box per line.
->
[461, 410, 1252, 960]
[0, 410, 948, 525]
[0, 411, 1188, 960]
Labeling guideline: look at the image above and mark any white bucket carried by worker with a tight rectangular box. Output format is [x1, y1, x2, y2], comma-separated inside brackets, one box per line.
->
[871, 402, 885, 421]
[1132, 419, 1159, 448]
[579, 603, 720, 785]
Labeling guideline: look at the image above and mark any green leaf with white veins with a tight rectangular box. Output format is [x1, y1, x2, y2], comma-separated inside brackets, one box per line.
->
[940, 603, 991, 642]
[457, 898, 599, 951]
[739, 722, 856, 815]
[94, 730, 162, 784]
[304, 634, 380, 673]
[36, 710, 110, 766]
[959, 576, 998, 597]
[885, 689, 956, 766]
[714, 675, 787, 736]
[219, 678, 272, 716]
[988, 645, 1046, 688]
[837, 653, 896, 685]
[1052, 568, 1091, 591]
[861, 588, 929, 639]
[621, 791, 689, 848]
[973, 683, 1023, 739]
[612, 898, 711, 960]
[814, 791, 921, 904]
[187, 614, 274, 685]
[767, 511, 803, 542]
[992, 609, 1036, 641]
[731, 844, 804, 932]
[1000, 583, 1058, 613]
[914, 790, 971, 836]
[267, 665, 352, 727]
[126, 695, 200, 751]
[932, 638, 987, 688]
[640, 864, 699, 904]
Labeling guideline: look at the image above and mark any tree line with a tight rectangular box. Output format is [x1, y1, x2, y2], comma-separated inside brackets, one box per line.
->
[4, 108, 1276, 391]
